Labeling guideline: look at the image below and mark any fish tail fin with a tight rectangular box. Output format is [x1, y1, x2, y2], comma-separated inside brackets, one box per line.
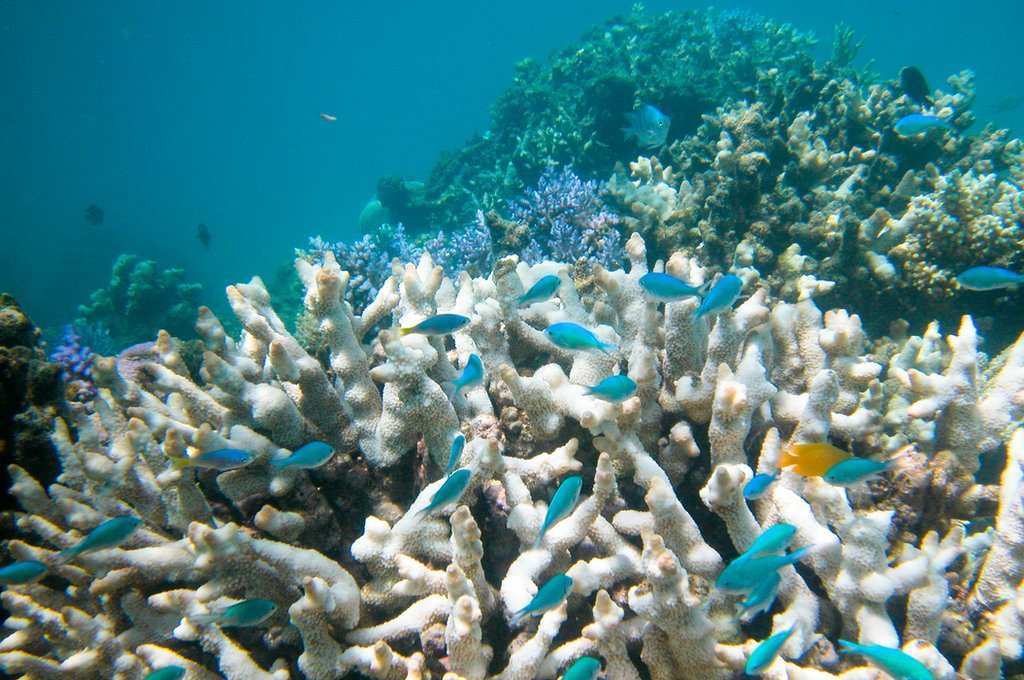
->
[167, 455, 190, 470]
[268, 459, 284, 473]
[509, 609, 526, 626]
[396, 326, 413, 337]
[837, 639, 861, 654]
[441, 381, 458, 400]
[598, 342, 619, 355]
[190, 612, 219, 626]
[786, 545, 815, 565]
[54, 548, 75, 565]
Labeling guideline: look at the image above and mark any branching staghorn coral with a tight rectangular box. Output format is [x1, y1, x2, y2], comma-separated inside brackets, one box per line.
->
[2, 234, 1024, 679]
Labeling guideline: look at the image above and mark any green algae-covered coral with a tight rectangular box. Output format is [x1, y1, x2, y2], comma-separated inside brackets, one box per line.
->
[76, 254, 203, 349]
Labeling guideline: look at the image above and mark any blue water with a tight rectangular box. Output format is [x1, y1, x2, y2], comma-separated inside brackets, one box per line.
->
[2, 1, 1022, 331]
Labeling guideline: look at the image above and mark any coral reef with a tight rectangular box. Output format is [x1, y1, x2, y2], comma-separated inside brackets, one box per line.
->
[2, 235, 1024, 679]
[76, 254, 204, 348]
[49, 326, 99, 403]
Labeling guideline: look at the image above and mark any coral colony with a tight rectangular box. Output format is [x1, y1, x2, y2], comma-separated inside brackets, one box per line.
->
[5, 7, 1024, 680]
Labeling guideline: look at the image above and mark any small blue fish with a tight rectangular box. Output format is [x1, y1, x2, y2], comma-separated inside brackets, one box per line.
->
[57, 516, 142, 563]
[744, 523, 797, 558]
[838, 640, 934, 680]
[168, 448, 256, 471]
[585, 375, 637, 402]
[823, 457, 898, 487]
[446, 434, 465, 477]
[745, 627, 796, 675]
[894, 113, 955, 137]
[638, 272, 705, 302]
[510, 573, 573, 624]
[519, 274, 562, 306]
[0, 560, 48, 586]
[715, 546, 812, 592]
[543, 322, 617, 354]
[398, 313, 471, 336]
[743, 470, 779, 501]
[693, 274, 743, 318]
[560, 656, 602, 680]
[269, 441, 335, 472]
[417, 468, 472, 516]
[955, 266, 1024, 291]
[533, 476, 583, 548]
[622, 104, 671, 148]
[452, 354, 484, 393]
[737, 570, 780, 620]
[143, 668, 187, 680]
[192, 598, 277, 627]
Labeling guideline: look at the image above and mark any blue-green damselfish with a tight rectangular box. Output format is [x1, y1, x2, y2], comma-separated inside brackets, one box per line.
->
[955, 266, 1024, 291]
[736, 570, 780, 620]
[519, 274, 562, 306]
[397, 314, 470, 336]
[417, 468, 472, 516]
[452, 354, 484, 393]
[510, 573, 573, 625]
[694, 274, 743, 318]
[446, 434, 465, 478]
[638, 272, 705, 302]
[559, 656, 602, 680]
[822, 457, 899, 487]
[57, 516, 142, 563]
[193, 598, 277, 627]
[143, 667, 186, 680]
[745, 523, 797, 557]
[269, 441, 335, 472]
[715, 546, 811, 592]
[533, 475, 583, 548]
[585, 375, 637, 402]
[0, 560, 48, 586]
[745, 627, 795, 675]
[743, 470, 779, 500]
[838, 640, 934, 680]
[543, 322, 617, 354]
[167, 448, 256, 471]
[894, 113, 955, 137]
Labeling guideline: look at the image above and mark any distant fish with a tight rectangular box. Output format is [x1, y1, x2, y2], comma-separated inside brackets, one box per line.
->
[167, 448, 256, 471]
[319, 113, 337, 121]
[778, 442, 852, 477]
[622, 104, 671, 148]
[533, 475, 583, 548]
[745, 627, 796, 675]
[900, 66, 935, 108]
[57, 516, 142, 563]
[0, 560, 48, 586]
[838, 640, 934, 680]
[519, 274, 562, 306]
[510, 573, 573, 624]
[197, 223, 210, 249]
[694, 274, 743, 318]
[585, 374, 637, 402]
[83, 203, 104, 226]
[543, 322, 617, 354]
[955, 266, 1024, 291]
[638, 272, 706, 302]
[894, 113, 955, 137]
[559, 656, 602, 680]
[398, 314, 470, 337]
[269, 441, 335, 473]
[143, 668, 186, 680]
[192, 598, 277, 627]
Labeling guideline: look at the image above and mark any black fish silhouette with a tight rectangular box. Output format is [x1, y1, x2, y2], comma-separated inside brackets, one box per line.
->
[197, 223, 210, 249]
[900, 66, 935, 109]
[83, 203, 104, 226]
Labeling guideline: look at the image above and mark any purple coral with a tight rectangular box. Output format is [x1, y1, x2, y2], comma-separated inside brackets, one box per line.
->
[422, 211, 495, 277]
[50, 325, 98, 402]
[509, 165, 624, 269]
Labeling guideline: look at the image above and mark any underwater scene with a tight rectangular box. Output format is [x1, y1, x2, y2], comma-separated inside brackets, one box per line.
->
[3, 2, 1024, 679]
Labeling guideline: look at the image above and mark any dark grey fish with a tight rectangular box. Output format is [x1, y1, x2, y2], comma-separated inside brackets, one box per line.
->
[197, 223, 210, 249]
[84, 203, 104, 226]
[900, 66, 934, 108]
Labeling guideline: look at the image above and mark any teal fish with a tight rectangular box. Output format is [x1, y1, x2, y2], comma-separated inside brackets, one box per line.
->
[622, 104, 671, 148]
[57, 516, 142, 563]
[638, 272, 705, 301]
[398, 313, 470, 336]
[193, 598, 277, 627]
[838, 640, 934, 680]
[955, 266, 1024, 291]
[143, 668, 187, 680]
[269, 441, 335, 472]
[417, 468, 472, 516]
[533, 476, 583, 548]
[743, 470, 779, 501]
[510, 573, 573, 624]
[452, 354, 484, 393]
[585, 375, 637, 402]
[823, 457, 897, 487]
[715, 546, 812, 592]
[0, 560, 48, 586]
[737, 570, 780, 620]
[894, 113, 955, 137]
[167, 448, 256, 471]
[445, 434, 465, 477]
[745, 523, 797, 558]
[560, 656, 602, 680]
[519, 274, 562, 305]
[745, 627, 796, 675]
[543, 322, 617, 354]
[694, 274, 743, 318]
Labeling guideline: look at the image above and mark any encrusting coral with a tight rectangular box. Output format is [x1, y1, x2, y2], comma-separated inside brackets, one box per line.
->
[2, 232, 1024, 679]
